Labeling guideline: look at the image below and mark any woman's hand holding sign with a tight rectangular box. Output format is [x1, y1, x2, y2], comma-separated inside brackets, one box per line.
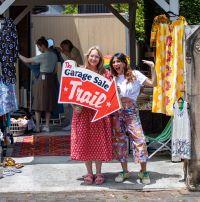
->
[58, 60, 121, 122]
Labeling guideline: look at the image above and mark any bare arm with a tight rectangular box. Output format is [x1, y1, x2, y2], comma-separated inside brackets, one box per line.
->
[142, 60, 157, 87]
[19, 54, 34, 63]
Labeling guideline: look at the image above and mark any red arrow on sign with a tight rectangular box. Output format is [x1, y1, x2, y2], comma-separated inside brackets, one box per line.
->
[58, 60, 121, 122]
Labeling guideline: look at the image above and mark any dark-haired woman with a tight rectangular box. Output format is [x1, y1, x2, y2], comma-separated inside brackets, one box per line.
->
[60, 39, 83, 66]
[19, 36, 58, 133]
[110, 53, 157, 184]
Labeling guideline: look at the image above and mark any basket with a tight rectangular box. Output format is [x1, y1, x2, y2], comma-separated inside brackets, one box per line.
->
[9, 123, 27, 136]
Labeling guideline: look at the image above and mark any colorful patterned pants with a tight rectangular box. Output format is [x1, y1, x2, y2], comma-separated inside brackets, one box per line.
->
[112, 99, 148, 163]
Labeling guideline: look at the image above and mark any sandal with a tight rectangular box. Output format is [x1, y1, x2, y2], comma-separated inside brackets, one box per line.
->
[2, 169, 15, 176]
[8, 168, 22, 173]
[95, 174, 105, 185]
[83, 174, 94, 185]
[2, 158, 24, 169]
[15, 163, 24, 169]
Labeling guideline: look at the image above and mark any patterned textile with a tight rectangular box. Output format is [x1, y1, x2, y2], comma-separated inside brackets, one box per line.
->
[71, 70, 113, 162]
[112, 100, 148, 163]
[0, 80, 18, 116]
[12, 135, 70, 157]
[71, 107, 113, 161]
[150, 15, 187, 115]
[0, 17, 18, 85]
[172, 101, 191, 161]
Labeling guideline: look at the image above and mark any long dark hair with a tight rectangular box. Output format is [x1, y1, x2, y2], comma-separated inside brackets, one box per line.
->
[36, 36, 48, 48]
[60, 39, 74, 52]
[109, 53, 135, 83]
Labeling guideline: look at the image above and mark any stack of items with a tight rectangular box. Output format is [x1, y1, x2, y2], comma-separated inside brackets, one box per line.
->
[0, 157, 24, 179]
[137, 87, 153, 111]
[10, 117, 28, 136]
[9, 109, 35, 136]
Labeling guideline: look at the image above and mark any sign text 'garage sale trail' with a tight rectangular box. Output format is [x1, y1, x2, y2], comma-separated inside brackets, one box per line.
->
[58, 60, 121, 122]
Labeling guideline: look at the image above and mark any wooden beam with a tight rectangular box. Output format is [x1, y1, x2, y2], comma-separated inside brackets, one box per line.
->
[14, 0, 136, 6]
[0, 0, 15, 15]
[186, 26, 200, 190]
[154, 0, 180, 20]
[128, 1, 136, 68]
[14, 5, 33, 24]
[104, 3, 129, 28]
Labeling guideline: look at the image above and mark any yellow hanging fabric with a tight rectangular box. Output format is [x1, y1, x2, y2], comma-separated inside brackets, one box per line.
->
[150, 15, 187, 116]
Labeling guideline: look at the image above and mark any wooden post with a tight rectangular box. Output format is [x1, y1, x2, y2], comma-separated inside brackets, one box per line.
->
[14, 4, 33, 25]
[0, 0, 15, 15]
[104, 1, 137, 68]
[186, 26, 200, 190]
[128, 1, 136, 68]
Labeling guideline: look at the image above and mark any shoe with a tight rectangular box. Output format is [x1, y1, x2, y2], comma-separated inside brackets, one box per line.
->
[115, 172, 130, 183]
[33, 128, 41, 133]
[2, 169, 15, 176]
[42, 126, 50, 132]
[62, 125, 71, 131]
[83, 173, 94, 185]
[95, 174, 105, 185]
[33, 126, 41, 133]
[138, 171, 150, 184]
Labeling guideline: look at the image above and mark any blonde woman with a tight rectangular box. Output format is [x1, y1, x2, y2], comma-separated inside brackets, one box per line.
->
[70, 46, 112, 185]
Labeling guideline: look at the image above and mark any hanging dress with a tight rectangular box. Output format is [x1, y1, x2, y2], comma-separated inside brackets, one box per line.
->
[0, 17, 18, 85]
[172, 101, 191, 161]
[150, 15, 187, 115]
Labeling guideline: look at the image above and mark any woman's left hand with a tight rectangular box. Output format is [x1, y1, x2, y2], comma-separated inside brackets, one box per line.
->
[142, 60, 154, 68]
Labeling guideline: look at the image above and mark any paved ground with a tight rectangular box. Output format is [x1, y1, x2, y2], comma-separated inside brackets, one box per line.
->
[1, 190, 200, 202]
[0, 154, 186, 192]
[0, 129, 189, 201]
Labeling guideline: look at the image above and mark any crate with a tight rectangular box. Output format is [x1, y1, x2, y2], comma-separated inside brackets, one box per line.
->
[9, 123, 27, 136]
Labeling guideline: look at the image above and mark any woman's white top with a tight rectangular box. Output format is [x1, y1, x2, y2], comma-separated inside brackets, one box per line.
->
[115, 70, 147, 101]
[172, 101, 191, 161]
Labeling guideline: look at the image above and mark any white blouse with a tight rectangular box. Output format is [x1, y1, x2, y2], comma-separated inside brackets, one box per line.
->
[115, 70, 147, 101]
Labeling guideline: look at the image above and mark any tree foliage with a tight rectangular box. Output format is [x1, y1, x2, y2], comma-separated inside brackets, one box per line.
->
[113, 1, 145, 42]
[135, 0, 145, 43]
[180, 0, 200, 24]
[63, 4, 78, 14]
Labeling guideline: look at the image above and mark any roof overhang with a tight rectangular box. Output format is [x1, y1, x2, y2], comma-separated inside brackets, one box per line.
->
[13, 0, 137, 6]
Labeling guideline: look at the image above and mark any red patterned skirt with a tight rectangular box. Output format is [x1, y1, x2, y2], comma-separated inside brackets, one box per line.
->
[71, 107, 113, 162]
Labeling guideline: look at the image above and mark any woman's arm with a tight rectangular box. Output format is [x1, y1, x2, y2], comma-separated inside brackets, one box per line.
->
[19, 54, 34, 64]
[142, 60, 157, 87]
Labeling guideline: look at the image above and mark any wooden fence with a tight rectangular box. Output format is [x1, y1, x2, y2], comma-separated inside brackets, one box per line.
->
[31, 13, 127, 57]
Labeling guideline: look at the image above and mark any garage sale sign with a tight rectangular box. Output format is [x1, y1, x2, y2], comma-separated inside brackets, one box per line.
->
[58, 60, 121, 122]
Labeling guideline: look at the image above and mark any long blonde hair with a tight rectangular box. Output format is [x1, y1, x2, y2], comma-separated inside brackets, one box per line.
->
[84, 46, 105, 75]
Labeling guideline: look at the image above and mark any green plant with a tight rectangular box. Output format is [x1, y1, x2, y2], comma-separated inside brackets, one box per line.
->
[180, 0, 200, 24]
[135, 0, 145, 43]
[113, 1, 145, 42]
[63, 4, 78, 14]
